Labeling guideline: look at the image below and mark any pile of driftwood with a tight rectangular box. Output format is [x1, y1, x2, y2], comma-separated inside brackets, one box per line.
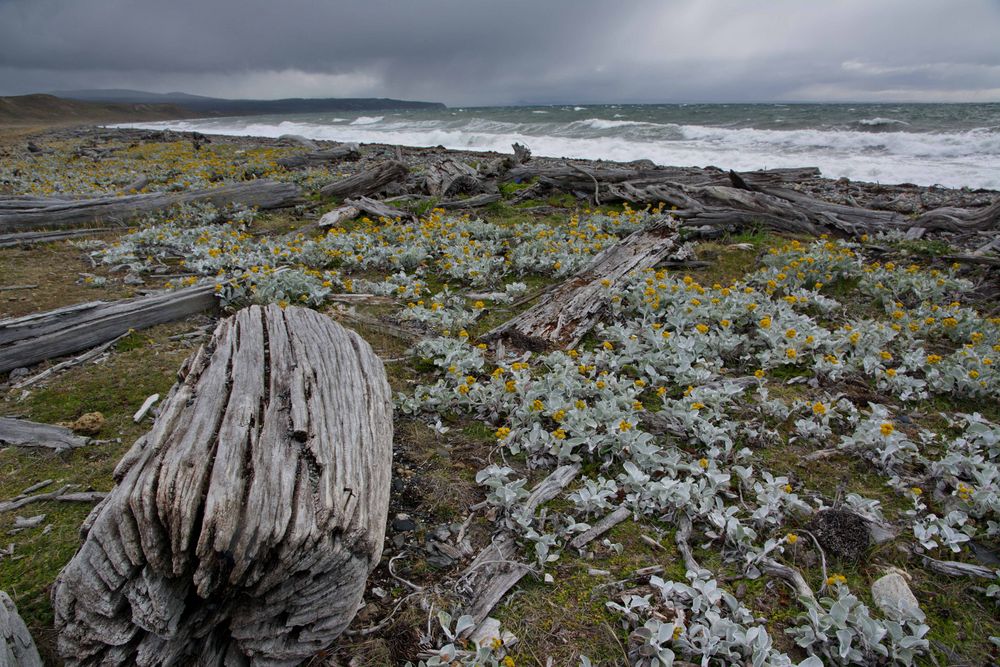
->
[5, 130, 998, 254]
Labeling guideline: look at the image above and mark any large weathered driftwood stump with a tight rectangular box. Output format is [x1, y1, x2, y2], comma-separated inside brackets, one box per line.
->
[52, 304, 393, 666]
[1, 591, 43, 667]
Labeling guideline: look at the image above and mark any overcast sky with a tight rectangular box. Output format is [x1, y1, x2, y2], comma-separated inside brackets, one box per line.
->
[1, 0, 999, 105]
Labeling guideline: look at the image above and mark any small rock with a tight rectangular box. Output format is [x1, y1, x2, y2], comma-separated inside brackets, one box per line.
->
[371, 586, 387, 599]
[123, 273, 146, 286]
[871, 569, 924, 622]
[391, 477, 405, 493]
[8, 367, 30, 381]
[392, 518, 416, 532]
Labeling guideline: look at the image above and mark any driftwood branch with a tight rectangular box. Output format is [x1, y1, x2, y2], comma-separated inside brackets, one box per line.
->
[52, 304, 394, 665]
[922, 556, 996, 579]
[0, 486, 106, 514]
[569, 506, 631, 550]
[457, 465, 581, 624]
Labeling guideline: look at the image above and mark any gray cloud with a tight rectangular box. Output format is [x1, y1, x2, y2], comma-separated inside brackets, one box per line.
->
[1, 0, 998, 104]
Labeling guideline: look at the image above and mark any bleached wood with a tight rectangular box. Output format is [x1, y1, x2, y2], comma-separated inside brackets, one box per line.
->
[52, 304, 393, 666]
[1, 591, 43, 667]
[0, 487, 106, 514]
[457, 465, 581, 624]
[568, 506, 630, 549]
[485, 217, 681, 350]
[0, 284, 218, 373]
[318, 161, 408, 199]
[922, 556, 995, 579]
[0, 181, 302, 232]
[0, 417, 90, 452]
[276, 144, 360, 169]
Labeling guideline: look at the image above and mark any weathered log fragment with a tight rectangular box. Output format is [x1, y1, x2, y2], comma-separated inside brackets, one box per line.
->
[52, 304, 393, 666]
[423, 160, 482, 197]
[276, 144, 361, 169]
[485, 217, 681, 350]
[318, 161, 408, 199]
[0, 181, 303, 233]
[1, 591, 43, 667]
[346, 196, 416, 222]
[0, 284, 218, 374]
[0, 417, 89, 452]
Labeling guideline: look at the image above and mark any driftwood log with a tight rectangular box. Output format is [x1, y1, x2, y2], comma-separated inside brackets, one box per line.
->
[0, 284, 219, 374]
[1, 591, 42, 667]
[276, 144, 361, 169]
[0, 181, 302, 233]
[485, 216, 682, 350]
[318, 161, 408, 199]
[52, 304, 393, 666]
[0, 417, 89, 452]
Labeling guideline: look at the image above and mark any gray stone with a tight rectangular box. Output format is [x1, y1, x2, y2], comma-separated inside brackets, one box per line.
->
[871, 569, 924, 623]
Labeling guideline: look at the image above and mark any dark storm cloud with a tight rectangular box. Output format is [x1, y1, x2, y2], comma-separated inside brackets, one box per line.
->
[1, 0, 999, 104]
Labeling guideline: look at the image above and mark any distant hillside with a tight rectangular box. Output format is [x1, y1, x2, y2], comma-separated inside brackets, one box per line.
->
[0, 94, 191, 125]
[52, 89, 447, 115]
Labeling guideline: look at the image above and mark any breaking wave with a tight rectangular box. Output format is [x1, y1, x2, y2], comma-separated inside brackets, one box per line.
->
[116, 112, 1000, 189]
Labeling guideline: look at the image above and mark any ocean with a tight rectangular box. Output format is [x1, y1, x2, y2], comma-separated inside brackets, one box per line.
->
[117, 103, 1000, 190]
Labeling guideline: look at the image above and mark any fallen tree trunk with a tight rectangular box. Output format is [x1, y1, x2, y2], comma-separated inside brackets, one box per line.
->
[0, 418, 89, 452]
[276, 144, 361, 169]
[1, 591, 43, 667]
[0, 284, 218, 374]
[52, 304, 393, 666]
[318, 160, 408, 199]
[0, 180, 303, 233]
[484, 217, 682, 350]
